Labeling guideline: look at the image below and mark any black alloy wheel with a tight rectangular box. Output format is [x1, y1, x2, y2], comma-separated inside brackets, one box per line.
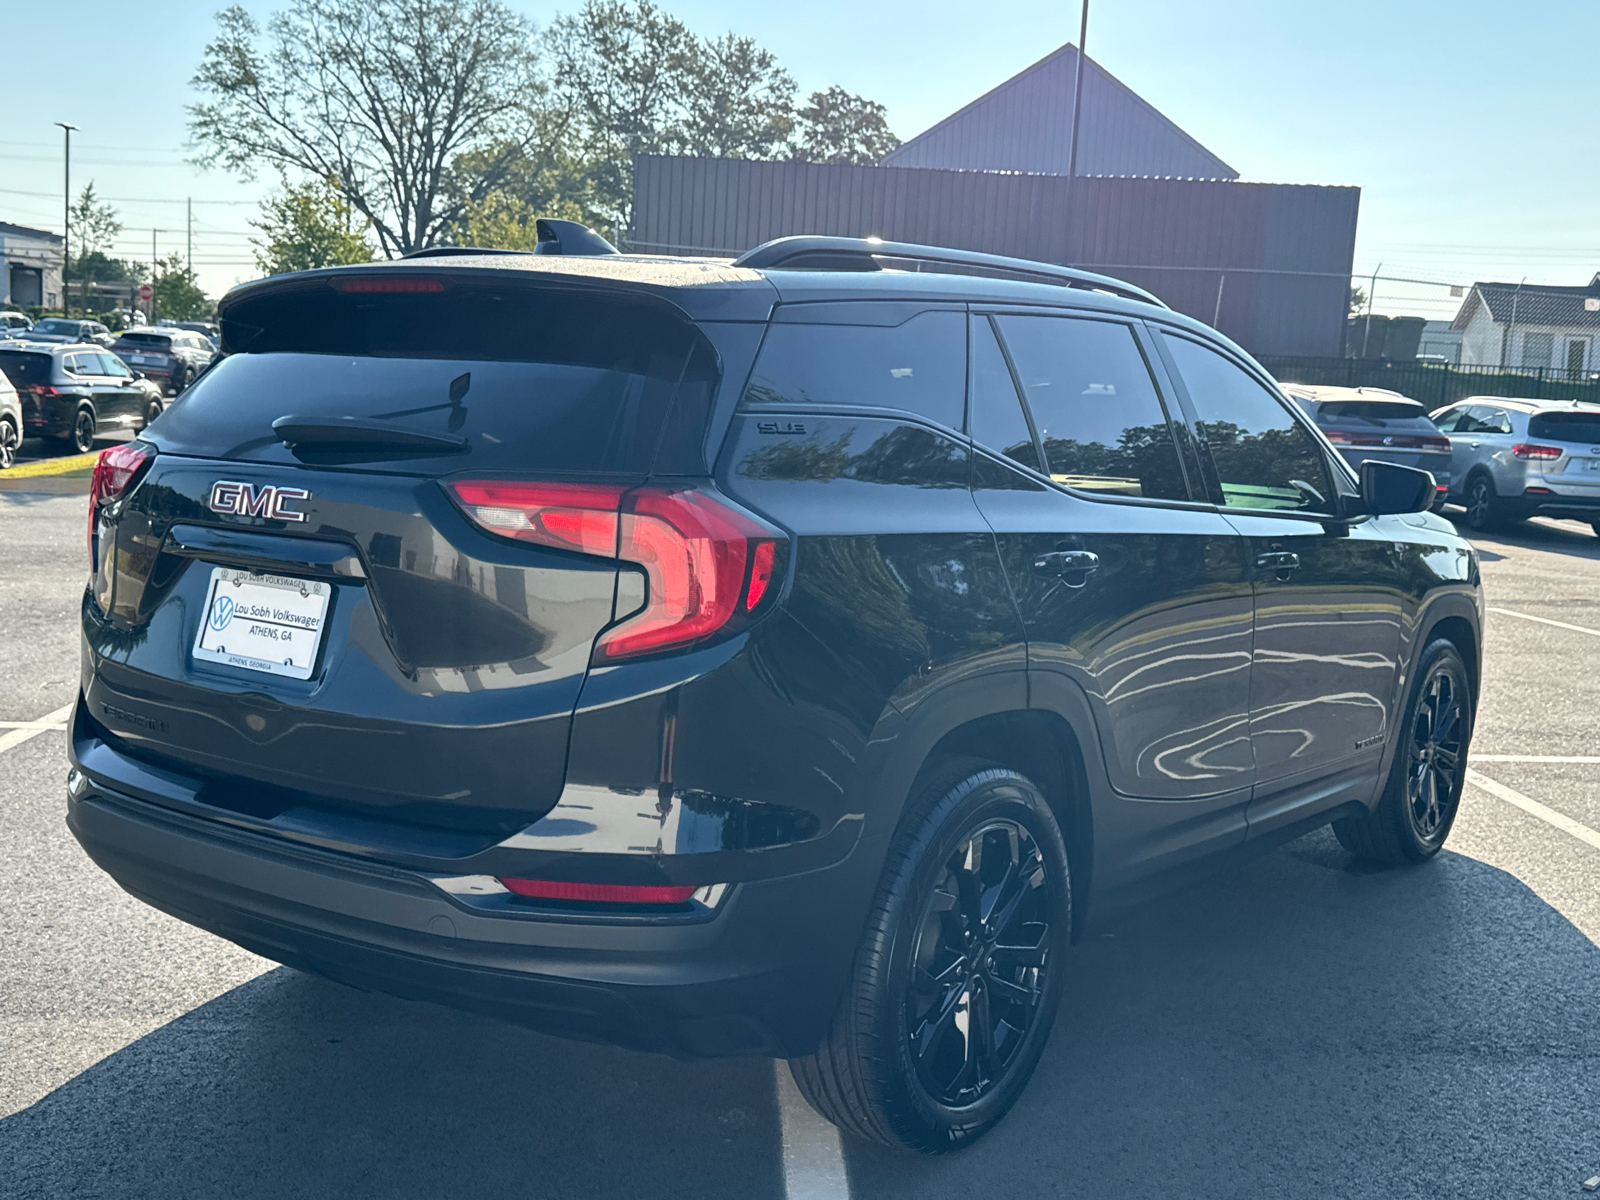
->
[1335, 638, 1472, 864]
[789, 761, 1071, 1152]
[1405, 668, 1464, 845]
[0, 417, 17, 470]
[71, 408, 96, 455]
[905, 819, 1052, 1107]
[141, 399, 164, 432]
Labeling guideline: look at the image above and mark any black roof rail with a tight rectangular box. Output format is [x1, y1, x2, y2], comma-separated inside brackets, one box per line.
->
[732, 236, 1166, 308]
[403, 219, 619, 260]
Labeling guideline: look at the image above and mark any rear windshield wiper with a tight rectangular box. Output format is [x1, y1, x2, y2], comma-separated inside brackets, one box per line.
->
[271, 415, 468, 452]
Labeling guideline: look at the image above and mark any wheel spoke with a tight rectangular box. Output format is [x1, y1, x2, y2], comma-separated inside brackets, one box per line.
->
[984, 972, 1037, 1006]
[969, 984, 998, 1086]
[991, 938, 1048, 970]
[913, 980, 967, 1060]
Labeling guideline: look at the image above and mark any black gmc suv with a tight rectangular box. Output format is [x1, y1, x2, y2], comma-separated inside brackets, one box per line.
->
[67, 231, 1482, 1153]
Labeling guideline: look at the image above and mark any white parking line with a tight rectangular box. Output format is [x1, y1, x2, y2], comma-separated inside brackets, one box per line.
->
[1466, 768, 1600, 853]
[1489, 606, 1600, 638]
[0, 703, 73, 755]
[775, 1060, 851, 1200]
[1473, 755, 1600, 764]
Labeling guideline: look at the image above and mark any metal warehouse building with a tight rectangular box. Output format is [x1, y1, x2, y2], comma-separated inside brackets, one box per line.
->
[629, 45, 1360, 359]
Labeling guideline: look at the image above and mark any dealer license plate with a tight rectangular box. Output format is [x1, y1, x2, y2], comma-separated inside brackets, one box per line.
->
[192, 567, 330, 679]
[128, 354, 146, 364]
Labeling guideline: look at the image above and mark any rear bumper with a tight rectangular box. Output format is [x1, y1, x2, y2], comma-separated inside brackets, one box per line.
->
[66, 761, 873, 1060]
[1516, 491, 1600, 521]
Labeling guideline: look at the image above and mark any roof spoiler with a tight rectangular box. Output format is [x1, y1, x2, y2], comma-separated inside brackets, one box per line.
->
[733, 236, 1166, 308]
[403, 219, 619, 260]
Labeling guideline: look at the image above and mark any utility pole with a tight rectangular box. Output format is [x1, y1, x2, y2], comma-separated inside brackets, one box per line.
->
[1063, 0, 1090, 264]
[187, 198, 192, 273]
[151, 229, 158, 323]
[1361, 263, 1381, 358]
[55, 122, 78, 317]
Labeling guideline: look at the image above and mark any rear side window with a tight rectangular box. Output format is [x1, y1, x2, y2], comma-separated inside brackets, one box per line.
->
[970, 315, 1041, 472]
[162, 284, 716, 473]
[1528, 411, 1600, 443]
[995, 314, 1188, 501]
[0, 351, 53, 386]
[1163, 333, 1334, 515]
[741, 308, 965, 431]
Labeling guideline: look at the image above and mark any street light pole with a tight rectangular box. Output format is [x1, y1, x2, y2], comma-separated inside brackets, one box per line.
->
[1063, 0, 1090, 265]
[55, 121, 78, 317]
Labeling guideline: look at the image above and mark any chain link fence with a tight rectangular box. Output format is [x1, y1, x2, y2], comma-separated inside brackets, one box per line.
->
[1260, 356, 1600, 410]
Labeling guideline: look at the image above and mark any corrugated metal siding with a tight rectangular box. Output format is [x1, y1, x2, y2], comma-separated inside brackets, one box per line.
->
[631, 157, 1358, 358]
[881, 45, 1237, 181]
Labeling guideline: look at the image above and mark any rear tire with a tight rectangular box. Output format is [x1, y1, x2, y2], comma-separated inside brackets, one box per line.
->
[788, 760, 1072, 1153]
[169, 364, 188, 396]
[1461, 474, 1504, 531]
[65, 407, 96, 455]
[0, 416, 17, 469]
[1334, 638, 1472, 865]
[140, 399, 163, 432]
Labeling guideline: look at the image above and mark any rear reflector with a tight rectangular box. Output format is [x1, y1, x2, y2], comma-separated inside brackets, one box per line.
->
[447, 480, 784, 660]
[1513, 443, 1563, 460]
[498, 878, 699, 905]
[87, 441, 154, 565]
[332, 276, 445, 294]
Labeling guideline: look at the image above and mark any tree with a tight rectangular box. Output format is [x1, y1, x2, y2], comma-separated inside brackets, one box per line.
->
[189, 0, 549, 256]
[252, 177, 375, 275]
[152, 254, 212, 321]
[547, 0, 696, 231]
[1349, 284, 1369, 314]
[793, 87, 899, 165]
[675, 33, 795, 160]
[70, 184, 122, 257]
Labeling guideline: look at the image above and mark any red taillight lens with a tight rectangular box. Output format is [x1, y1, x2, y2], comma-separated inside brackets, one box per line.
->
[447, 481, 784, 661]
[27, 385, 59, 397]
[448, 481, 625, 555]
[87, 441, 154, 564]
[1513, 443, 1562, 460]
[1325, 430, 1452, 452]
[332, 276, 445, 294]
[498, 878, 698, 905]
[599, 489, 779, 661]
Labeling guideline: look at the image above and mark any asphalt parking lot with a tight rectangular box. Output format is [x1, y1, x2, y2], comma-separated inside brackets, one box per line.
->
[3, 492, 1599, 1199]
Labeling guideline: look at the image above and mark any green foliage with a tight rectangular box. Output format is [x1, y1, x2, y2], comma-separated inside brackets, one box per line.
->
[190, 0, 548, 255]
[69, 251, 138, 284]
[252, 177, 375, 274]
[793, 87, 900, 165]
[69, 184, 122, 257]
[93, 310, 129, 333]
[152, 254, 213, 321]
[1349, 285, 1368, 314]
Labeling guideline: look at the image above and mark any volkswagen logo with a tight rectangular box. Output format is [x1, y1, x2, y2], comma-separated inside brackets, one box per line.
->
[209, 595, 235, 631]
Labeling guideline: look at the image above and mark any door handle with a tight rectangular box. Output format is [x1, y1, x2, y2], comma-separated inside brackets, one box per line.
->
[1254, 550, 1300, 574]
[1033, 550, 1100, 585]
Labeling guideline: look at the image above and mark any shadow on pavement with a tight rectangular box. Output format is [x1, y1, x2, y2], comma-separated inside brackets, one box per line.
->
[1448, 510, 1600, 561]
[846, 828, 1600, 1199]
[0, 968, 783, 1200]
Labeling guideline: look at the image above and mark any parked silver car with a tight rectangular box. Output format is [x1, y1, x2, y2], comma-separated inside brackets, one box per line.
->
[1283, 384, 1451, 510]
[1432, 396, 1600, 534]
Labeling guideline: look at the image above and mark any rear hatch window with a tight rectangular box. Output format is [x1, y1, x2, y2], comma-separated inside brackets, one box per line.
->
[0, 350, 53, 386]
[1314, 400, 1429, 424]
[1528, 411, 1600, 443]
[117, 333, 173, 349]
[153, 280, 717, 474]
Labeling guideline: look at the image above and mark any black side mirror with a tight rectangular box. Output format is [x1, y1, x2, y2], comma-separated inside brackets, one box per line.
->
[1360, 459, 1435, 515]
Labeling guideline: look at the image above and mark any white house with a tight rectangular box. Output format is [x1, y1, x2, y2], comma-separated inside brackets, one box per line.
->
[0, 221, 63, 310]
[1452, 275, 1600, 374]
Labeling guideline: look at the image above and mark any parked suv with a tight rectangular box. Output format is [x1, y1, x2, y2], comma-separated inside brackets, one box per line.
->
[23, 317, 115, 346]
[1433, 396, 1600, 534]
[66, 235, 1482, 1153]
[1282, 384, 1451, 508]
[0, 342, 165, 452]
[111, 327, 217, 394]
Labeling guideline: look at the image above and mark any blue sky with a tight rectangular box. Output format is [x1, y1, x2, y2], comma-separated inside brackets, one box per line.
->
[4, 0, 1595, 320]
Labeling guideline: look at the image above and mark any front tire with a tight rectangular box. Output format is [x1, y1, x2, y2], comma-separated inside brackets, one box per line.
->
[0, 416, 17, 469]
[1334, 638, 1472, 865]
[788, 761, 1072, 1153]
[140, 399, 164, 432]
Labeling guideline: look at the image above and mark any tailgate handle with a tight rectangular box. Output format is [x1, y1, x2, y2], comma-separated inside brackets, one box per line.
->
[166, 524, 366, 579]
[271, 415, 467, 453]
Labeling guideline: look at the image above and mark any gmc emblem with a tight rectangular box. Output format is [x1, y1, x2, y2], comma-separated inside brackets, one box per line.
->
[208, 480, 310, 523]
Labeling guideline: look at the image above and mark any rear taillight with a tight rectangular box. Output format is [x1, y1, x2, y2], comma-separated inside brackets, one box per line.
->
[87, 442, 154, 565]
[1513, 443, 1563, 460]
[497, 878, 698, 905]
[1324, 430, 1451, 452]
[26, 385, 58, 397]
[447, 480, 784, 660]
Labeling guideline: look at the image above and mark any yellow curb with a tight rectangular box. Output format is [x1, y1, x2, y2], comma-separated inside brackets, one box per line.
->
[4, 452, 99, 479]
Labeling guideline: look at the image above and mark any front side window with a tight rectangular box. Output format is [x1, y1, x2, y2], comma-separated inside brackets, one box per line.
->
[995, 315, 1188, 501]
[1163, 333, 1334, 515]
[742, 308, 966, 431]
